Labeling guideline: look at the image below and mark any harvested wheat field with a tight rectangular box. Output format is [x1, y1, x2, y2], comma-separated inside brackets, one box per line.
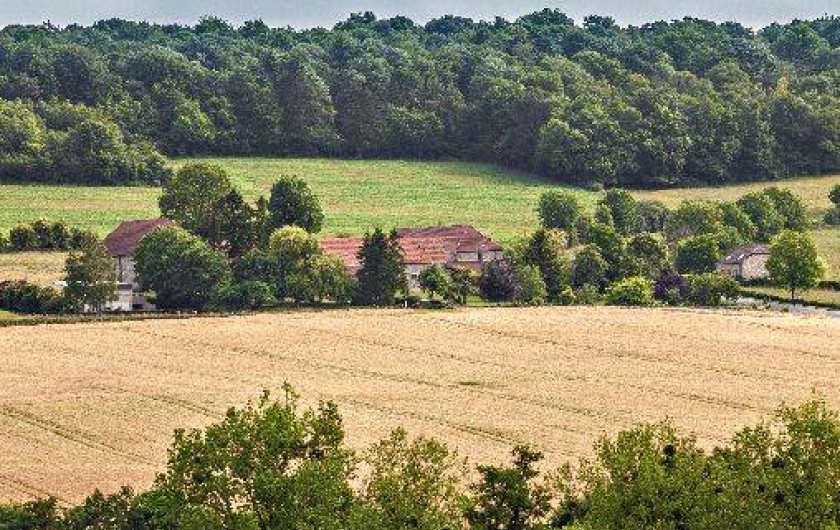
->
[1, 306, 839, 503]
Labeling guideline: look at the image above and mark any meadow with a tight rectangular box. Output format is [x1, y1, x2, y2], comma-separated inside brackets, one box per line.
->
[0, 159, 837, 281]
[1, 306, 838, 503]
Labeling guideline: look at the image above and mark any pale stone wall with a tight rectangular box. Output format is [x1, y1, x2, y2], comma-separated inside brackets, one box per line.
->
[741, 253, 770, 280]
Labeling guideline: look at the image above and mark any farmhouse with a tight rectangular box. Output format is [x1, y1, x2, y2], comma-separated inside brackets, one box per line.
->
[321, 225, 504, 289]
[716, 244, 771, 280]
[103, 218, 174, 311]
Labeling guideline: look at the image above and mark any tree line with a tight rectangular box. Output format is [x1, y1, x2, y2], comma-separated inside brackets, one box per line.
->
[3, 387, 840, 530]
[0, 12, 838, 186]
[2, 163, 829, 316]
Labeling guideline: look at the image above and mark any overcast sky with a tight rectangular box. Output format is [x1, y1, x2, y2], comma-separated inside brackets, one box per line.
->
[0, 0, 836, 30]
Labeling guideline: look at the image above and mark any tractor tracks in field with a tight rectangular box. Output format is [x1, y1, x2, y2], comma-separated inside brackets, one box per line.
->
[0, 405, 156, 466]
[0, 473, 69, 505]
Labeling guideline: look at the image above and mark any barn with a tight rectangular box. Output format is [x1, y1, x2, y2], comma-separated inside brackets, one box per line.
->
[320, 225, 504, 290]
[102, 218, 174, 311]
[716, 244, 771, 280]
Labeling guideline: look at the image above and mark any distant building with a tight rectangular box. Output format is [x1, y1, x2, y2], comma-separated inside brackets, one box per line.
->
[717, 244, 771, 280]
[321, 225, 504, 290]
[103, 218, 174, 311]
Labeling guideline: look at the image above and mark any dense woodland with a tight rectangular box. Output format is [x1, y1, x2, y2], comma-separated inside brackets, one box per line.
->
[0, 11, 838, 187]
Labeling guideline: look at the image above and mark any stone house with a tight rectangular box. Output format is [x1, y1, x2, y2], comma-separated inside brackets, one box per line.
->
[716, 244, 771, 280]
[102, 218, 174, 311]
[320, 225, 504, 290]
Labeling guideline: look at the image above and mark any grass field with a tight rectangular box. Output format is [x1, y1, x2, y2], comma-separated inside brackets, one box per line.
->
[0, 252, 67, 287]
[1, 306, 838, 503]
[743, 286, 840, 306]
[0, 159, 837, 280]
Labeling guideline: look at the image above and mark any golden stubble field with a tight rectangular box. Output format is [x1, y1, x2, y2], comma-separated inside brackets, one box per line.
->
[1, 306, 839, 503]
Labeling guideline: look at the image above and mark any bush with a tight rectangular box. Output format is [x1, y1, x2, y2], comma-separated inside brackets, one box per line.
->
[825, 207, 840, 226]
[676, 234, 722, 274]
[267, 176, 324, 234]
[9, 224, 37, 251]
[6, 220, 92, 252]
[538, 191, 582, 244]
[212, 280, 276, 310]
[605, 276, 655, 306]
[0, 280, 66, 314]
[0, 232, 8, 252]
[687, 272, 740, 307]
[479, 259, 521, 303]
[634, 200, 670, 233]
[830, 184, 840, 207]
[134, 227, 231, 311]
[516, 264, 547, 305]
[69, 228, 99, 250]
[575, 284, 602, 304]
[654, 272, 689, 305]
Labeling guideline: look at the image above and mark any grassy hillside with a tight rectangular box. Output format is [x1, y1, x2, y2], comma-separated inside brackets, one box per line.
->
[0, 158, 837, 279]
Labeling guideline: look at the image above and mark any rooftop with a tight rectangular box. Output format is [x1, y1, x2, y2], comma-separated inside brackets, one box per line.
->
[103, 218, 175, 257]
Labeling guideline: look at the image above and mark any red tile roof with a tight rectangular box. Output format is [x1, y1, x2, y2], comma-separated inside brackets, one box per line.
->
[104, 218, 175, 257]
[320, 225, 502, 272]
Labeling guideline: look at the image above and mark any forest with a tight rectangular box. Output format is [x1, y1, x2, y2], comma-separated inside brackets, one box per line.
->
[0, 11, 838, 187]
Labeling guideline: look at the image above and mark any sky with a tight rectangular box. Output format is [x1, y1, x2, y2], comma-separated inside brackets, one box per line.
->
[0, 0, 835, 30]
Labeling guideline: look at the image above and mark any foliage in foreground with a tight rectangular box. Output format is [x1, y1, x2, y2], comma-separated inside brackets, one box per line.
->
[5, 388, 840, 530]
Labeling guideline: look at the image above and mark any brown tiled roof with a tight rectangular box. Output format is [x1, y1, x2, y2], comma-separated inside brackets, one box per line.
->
[719, 244, 770, 265]
[321, 225, 503, 272]
[103, 218, 175, 257]
[319, 237, 364, 272]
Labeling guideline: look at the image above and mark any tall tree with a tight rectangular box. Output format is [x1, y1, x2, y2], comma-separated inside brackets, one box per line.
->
[767, 230, 826, 300]
[355, 228, 406, 306]
[266, 176, 324, 234]
[63, 238, 117, 312]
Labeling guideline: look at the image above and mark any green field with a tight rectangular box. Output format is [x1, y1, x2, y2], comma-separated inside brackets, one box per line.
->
[0, 158, 837, 278]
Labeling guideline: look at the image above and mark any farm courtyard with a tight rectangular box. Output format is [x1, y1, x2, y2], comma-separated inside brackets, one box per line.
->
[2, 306, 839, 503]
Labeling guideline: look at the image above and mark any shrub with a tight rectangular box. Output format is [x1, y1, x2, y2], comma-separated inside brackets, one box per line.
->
[634, 200, 670, 233]
[134, 227, 231, 311]
[830, 184, 840, 207]
[267, 176, 324, 234]
[654, 272, 689, 305]
[9, 224, 37, 251]
[599, 188, 637, 235]
[48, 221, 72, 250]
[0, 280, 66, 314]
[575, 283, 602, 305]
[538, 191, 582, 244]
[447, 267, 478, 305]
[69, 227, 99, 250]
[419, 264, 451, 300]
[479, 259, 521, 303]
[572, 244, 608, 290]
[516, 264, 547, 305]
[0, 232, 8, 252]
[30, 218, 53, 249]
[737, 191, 785, 241]
[212, 280, 276, 310]
[687, 272, 740, 307]
[605, 276, 655, 306]
[676, 234, 722, 274]
[825, 207, 840, 226]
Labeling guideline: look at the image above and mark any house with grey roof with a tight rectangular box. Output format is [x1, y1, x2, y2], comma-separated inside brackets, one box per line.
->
[716, 244, 771, 280]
